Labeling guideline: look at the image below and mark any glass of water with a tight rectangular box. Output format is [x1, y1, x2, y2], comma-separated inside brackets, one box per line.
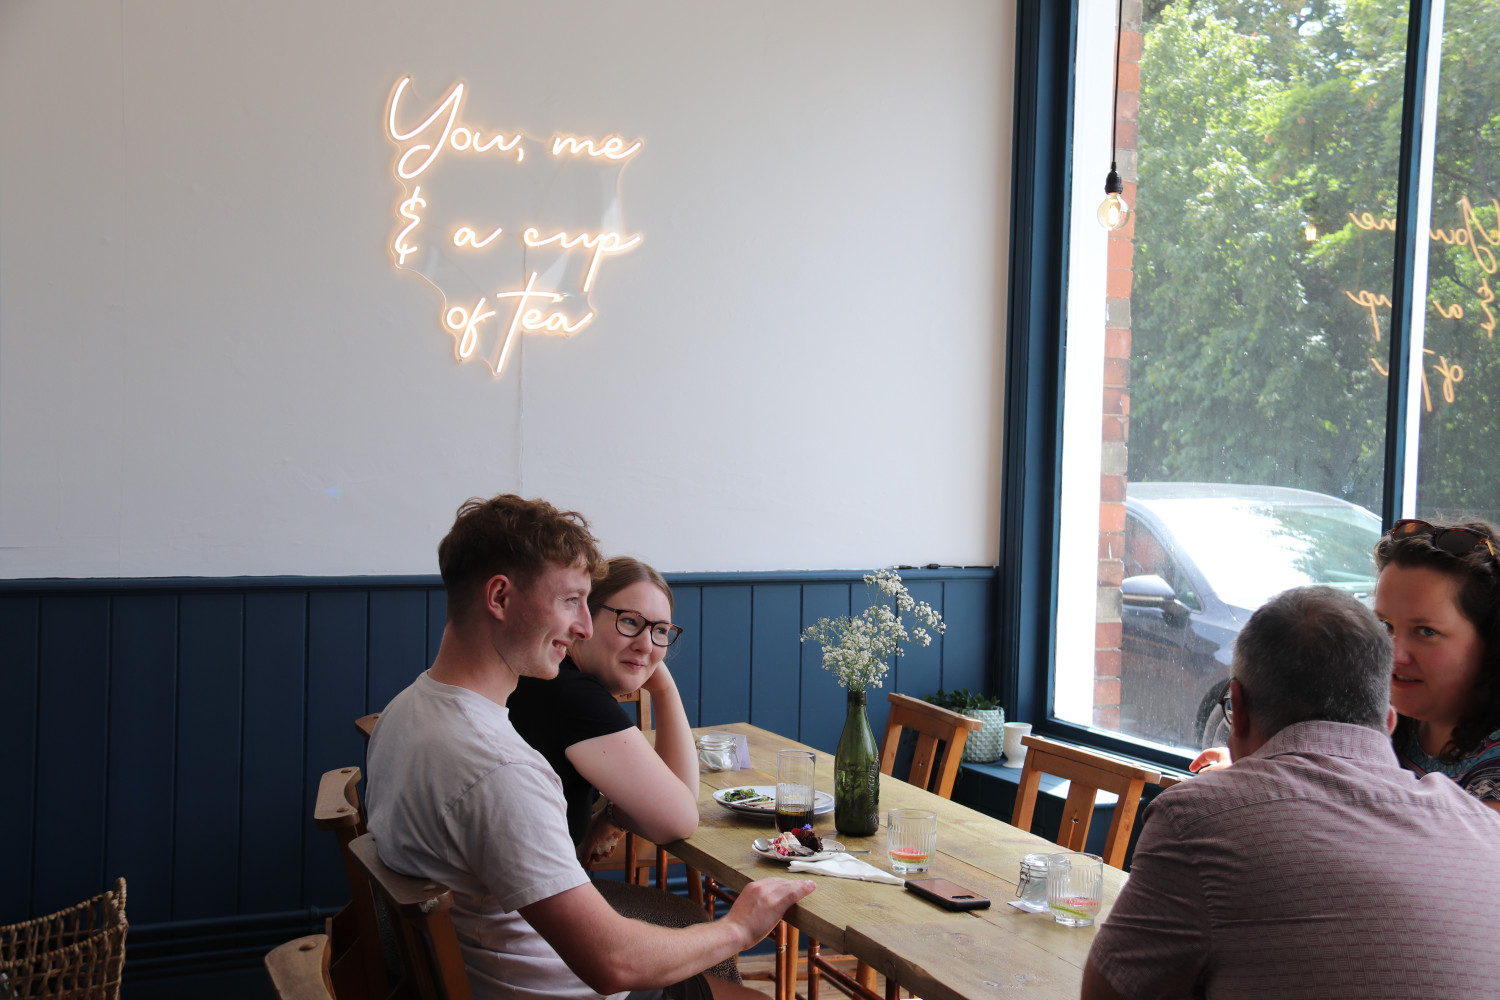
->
[886, 809, 937, 875]
[1046, 852, 1103, 926]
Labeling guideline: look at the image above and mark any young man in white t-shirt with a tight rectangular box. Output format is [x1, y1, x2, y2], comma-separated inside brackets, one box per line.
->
[366, 494, 813, 1000]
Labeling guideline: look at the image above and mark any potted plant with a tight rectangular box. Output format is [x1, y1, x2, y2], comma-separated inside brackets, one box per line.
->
[802, 569, 945, 836]
[926, 688, 1005, 763]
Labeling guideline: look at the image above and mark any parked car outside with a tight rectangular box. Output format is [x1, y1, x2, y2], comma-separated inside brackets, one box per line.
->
[1118, 482, 1383, 751]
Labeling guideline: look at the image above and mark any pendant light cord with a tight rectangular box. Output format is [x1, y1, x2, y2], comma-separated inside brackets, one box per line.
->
[1110, 0, 1125, 165]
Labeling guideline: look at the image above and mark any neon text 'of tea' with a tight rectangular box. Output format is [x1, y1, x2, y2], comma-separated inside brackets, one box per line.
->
[443, 272, 595, 377]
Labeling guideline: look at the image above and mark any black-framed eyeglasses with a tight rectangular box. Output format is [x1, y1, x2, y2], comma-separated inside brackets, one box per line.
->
[1389, 519, 1497, 559]
[1219, 686, 1234, 724]
[598, 605, 684, 647]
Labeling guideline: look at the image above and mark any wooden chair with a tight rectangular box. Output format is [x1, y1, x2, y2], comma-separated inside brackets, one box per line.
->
[1009, 734, 1162, 869]
[266, 934, 335, 1000]
[348, 832, 474, 1000]
[605, 690, 664, 888]
[314, 766, 388, 999]
[803, 693, 983, 1000]
[878, 693, 984, 797]
[617, 686, 653, 731]
[355, 713, 380, 741]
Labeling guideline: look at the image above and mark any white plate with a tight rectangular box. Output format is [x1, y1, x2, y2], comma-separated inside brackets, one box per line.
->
[752, 837, 846, 863]
[712, 785, 835, 817]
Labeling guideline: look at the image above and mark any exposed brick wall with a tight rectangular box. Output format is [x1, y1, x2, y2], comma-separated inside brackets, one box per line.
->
[1094, 0, 1140, 731]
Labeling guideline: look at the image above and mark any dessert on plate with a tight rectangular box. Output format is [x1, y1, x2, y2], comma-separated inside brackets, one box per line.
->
[770, 825, 824, 857]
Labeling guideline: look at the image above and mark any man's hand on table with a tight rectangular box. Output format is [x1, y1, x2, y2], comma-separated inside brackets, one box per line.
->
[722, 878, 817, 949]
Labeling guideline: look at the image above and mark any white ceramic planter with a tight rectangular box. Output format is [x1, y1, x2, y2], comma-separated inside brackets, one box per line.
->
[961, 707, 1006, 763]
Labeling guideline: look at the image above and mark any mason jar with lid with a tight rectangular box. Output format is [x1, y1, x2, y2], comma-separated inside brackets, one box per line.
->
[1014, 853, 1051, 912]
[696, 732, 738, 771]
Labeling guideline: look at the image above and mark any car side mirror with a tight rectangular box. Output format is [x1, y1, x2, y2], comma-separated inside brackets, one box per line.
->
[1121, 574, 1191, 620]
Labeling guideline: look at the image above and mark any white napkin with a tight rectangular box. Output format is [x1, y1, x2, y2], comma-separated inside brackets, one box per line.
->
[736, 734, 751, 769]
[787, 853, 905, 885]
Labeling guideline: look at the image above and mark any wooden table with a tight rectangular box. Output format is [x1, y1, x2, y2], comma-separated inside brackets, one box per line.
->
[665, 723, 1128, 1000]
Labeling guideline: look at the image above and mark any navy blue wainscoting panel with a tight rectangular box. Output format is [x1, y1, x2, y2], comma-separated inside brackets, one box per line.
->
[173, 594, 245, 920]
[33, 596, 111, 918]
[0, 568, 994, 985]
[936, 577, 991, 694]
[748, 585, 801, 739]
[698, 586, 752, 729]
[666, 586, 703, 727]
[0, 597, 40, 921]
[893, 580, 945, 707]
[425, 590, 446, 669]
[304, 593, 370, 906]
[798, 583, 853, 753]
[368, 590, 429, 715]
[240, 592, 308, 915]
[106, 595, 179, 926]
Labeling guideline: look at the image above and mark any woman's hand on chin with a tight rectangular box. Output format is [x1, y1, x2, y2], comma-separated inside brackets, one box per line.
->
[640, 659, 675, 696]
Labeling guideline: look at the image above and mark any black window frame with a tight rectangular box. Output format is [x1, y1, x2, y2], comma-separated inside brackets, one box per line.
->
[996, 0, 1438, 767]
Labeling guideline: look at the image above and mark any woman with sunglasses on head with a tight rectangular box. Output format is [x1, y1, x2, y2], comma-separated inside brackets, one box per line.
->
[509, 556, 700, 865]
[1371, 519, 1500, 812]
[1192, 519, 1500, 813]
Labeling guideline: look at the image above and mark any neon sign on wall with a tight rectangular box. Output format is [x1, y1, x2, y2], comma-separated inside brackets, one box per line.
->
[385, 77, 643, 376]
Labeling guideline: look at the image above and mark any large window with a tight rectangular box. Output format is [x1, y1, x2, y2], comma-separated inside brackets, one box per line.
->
[1022, 0, 1497, 759]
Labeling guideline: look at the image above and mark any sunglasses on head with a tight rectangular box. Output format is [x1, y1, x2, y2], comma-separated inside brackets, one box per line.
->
[1388, 519, 1497, 559]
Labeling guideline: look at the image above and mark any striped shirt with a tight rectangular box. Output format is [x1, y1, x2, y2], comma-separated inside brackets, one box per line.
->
[1088, 721, 1500, 999]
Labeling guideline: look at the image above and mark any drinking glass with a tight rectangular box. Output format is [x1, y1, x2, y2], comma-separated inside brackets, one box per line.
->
[1046, 852, 1103, 926]
[886, 809, 937, 874]
[775, 750, 816, 833]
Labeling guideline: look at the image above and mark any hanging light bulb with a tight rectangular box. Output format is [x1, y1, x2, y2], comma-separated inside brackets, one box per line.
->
[1097, 0, 1131, 232]
[1303, 217, 1318, 242]
[1098, 164, 1130, 231]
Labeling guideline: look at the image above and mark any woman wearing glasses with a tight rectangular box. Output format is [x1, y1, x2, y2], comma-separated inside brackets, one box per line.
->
[1372, 519, 1500, 812]
[1193, 519, 1500, 812]
[509, 556, 700, 863]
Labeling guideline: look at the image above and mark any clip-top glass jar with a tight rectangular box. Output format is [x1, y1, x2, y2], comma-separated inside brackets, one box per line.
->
[1014, 853, 1051, 912]
[696, 732, 738, 772]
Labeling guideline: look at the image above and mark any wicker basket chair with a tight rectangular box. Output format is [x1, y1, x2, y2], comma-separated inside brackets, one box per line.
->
[0, 878, 128, 1000]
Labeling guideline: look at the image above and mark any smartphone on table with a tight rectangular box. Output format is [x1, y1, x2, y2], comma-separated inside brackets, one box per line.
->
[904, 878, 991, 911]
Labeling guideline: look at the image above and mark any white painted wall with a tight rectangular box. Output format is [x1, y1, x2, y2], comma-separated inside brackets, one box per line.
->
[0, 0, 1013, 578]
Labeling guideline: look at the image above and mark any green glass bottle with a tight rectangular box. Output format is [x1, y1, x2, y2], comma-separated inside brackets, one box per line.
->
[833, 689, 880, 836]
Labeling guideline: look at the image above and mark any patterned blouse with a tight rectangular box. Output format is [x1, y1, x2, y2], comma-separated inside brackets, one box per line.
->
[1395, 724, 1500, 803]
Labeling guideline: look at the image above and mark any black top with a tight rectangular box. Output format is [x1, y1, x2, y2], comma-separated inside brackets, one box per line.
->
[509, 657, 636, 844]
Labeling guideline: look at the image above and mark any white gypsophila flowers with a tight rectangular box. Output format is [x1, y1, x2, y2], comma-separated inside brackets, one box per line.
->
[800, 569, 947, 692]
